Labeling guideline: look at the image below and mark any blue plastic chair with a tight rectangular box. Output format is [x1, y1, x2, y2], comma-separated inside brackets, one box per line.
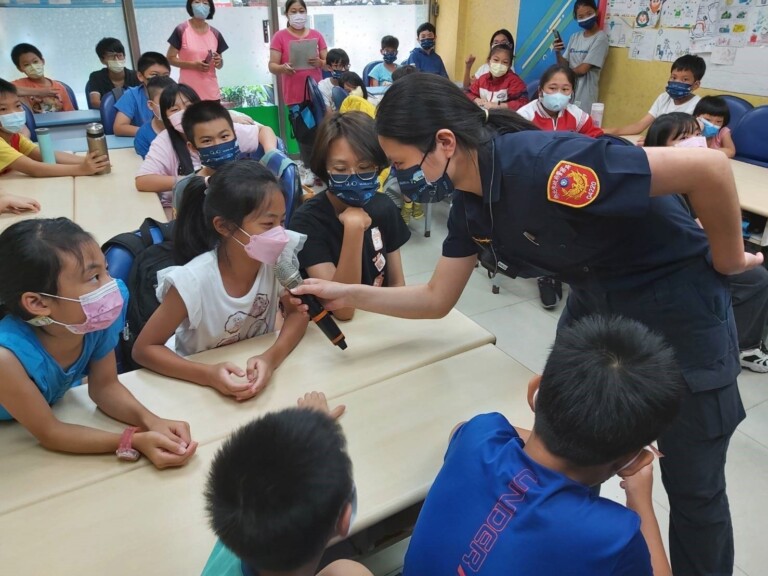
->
[721, 95, 753, 130]
[732, 106, 768, 168]
[332, 86, 348, 111]
[362, 60, 383, 86]
[21, 103, 37, 142]
[99, 91, 119, 135]
[59, 81, 78, 110]
[526, 79, 539, 101]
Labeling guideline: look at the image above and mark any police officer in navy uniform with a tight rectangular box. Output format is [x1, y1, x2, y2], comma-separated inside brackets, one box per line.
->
[291, 74, 759, 576]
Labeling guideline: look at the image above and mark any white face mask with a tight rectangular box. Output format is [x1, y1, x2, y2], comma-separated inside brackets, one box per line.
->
[107, 60, 126, 73]
[489, 62, 509, 78]
[288, 13, 307, 29]
[24, 62, 44, 79]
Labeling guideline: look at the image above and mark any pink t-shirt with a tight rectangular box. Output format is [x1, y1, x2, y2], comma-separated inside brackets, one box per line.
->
[168, 21, 228, 101]
[712, 126, 731, 150]
[270, 28, 327, 105]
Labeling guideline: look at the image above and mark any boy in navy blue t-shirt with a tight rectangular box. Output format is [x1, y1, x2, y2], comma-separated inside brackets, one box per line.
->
[402, 23, 448, 78]
[404, 316, 683, 576]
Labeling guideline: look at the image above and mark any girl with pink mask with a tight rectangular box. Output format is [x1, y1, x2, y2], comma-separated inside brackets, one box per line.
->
[133, 160, 308, 401]
[0, 218, 197, 467]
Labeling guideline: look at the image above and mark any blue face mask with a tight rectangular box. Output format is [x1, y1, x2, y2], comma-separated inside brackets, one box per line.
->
[328, 172, 379, 207]
[330, 69, 345, 80]
[0, 111, 27, 134]
[396, 153, 454, 204]
[541, 91, 571, 113]
[198, 139, 240, 168]
[699, 118, 721, 138]
[577, 15, 597, 29]
[666, 80, 693, 100]
[192, 2, 210, 19]
[420, 38, 435, 51]
[382, 51, 398, 64]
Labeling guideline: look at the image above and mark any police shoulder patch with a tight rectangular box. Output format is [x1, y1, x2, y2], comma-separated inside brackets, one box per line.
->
[547, 161, 600, 208]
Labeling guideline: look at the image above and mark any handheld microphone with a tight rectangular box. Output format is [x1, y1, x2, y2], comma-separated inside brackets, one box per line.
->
[274, 261, 347, 350]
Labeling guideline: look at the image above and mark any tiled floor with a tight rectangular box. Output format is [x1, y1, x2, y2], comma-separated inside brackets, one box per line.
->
[362, 201, 768, 576]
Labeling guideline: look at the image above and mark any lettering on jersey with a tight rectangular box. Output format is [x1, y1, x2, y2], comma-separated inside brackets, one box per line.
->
[458, 469, 539, 574]
[547, 161, 600, 208]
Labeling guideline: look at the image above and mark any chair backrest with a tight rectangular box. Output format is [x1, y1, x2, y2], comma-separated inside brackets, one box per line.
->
[332, 86, 348, 111]
[362, 60, 383, 86]
[305, 76, 327, 124]
[100, 90, 119, 135]
[21, 103, 37, 142]
[721, 95, 753, 130]
[526, 79, 540, 101]
[732, 106, 768, 166]
[59, 81, 78, 110]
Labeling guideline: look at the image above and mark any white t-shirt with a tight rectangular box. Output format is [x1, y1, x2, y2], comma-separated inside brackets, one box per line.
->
[156, 231, 305, 357]
[318, 77, 335, 111]
[648, 93, 701, 118]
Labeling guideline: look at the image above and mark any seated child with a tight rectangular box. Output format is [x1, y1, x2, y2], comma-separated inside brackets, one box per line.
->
[0, 192, 39, 214]
[645, 112, 768, 373]
[402, 23, 448, 78]
[339, 72, 368, 100]
[693, 95, 736, 158]
[463, 29, 515, 89]
[391, 64, 417, 82]
[0, 79, 109, 177]
[517, 64, 603, 136]
[606, 54, 705, 136]
[318, 48, 350, 112]
[114, 51, 172, 137]
[87, 37, 141, 109]
[368, 35, 399, 87]
[202, 391, 372, 576]
[134, 76, 177, 159]
[0, 218, 197, 467]
[467, 41, 527, 111]
[403, 315, 682, 576]
[132, 160, 307, 400]
[11, 43, 75, 113]
[289, 112, 410, 321]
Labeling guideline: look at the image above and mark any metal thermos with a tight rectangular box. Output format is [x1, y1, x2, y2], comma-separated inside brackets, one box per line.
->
[85, 122, 111, 175]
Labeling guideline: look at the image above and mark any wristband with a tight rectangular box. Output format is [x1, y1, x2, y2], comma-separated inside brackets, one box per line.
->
[116, 426, 141, 461]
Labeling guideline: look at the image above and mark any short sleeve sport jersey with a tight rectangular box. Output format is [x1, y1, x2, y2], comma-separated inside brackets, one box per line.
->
[402, 413, 652, 576]
[442, 130, 710, 292]
[0, 280, 129, 421]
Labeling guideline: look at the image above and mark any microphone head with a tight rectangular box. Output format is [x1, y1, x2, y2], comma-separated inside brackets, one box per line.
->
[273, 260, 304, 290]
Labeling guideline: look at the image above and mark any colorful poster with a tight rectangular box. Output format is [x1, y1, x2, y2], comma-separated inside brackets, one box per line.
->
[690, 0, 720, 52]
[716, 0, 752, 45]
[747, 5, 768, 44]
[634, 0, 665, 28]
[661, 0, 698, 27]
[629, 28, 657, 59]
[654, 27, 692, 60]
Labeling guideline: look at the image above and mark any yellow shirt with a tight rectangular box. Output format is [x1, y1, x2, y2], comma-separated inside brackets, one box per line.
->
[0, 133, 37, 174]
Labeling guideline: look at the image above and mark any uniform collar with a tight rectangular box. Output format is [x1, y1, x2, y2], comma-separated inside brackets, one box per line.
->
[535, 99, 564, 120]
[477, 138, 502, 204]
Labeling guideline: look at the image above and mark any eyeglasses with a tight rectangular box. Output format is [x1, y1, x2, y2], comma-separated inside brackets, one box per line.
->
[327, 169, 378, 185]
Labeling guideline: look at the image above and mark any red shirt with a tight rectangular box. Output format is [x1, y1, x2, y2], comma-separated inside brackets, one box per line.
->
[467, 71, 528, 111]
[516, 99, 604, 138]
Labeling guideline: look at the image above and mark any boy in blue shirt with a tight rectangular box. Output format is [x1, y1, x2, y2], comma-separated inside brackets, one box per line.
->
[403, 316, 682, 576]
[202, 392, 372, 576]
[113, 52, 171, 137]
[133, 75, 176, 158]
[402, 23, 448, 78]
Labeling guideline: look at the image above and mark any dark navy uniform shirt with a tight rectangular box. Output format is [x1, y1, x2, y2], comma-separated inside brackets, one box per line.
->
[443, 131, 711, 292]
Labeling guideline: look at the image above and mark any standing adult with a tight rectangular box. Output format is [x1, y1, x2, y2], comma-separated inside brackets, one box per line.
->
[167, 0, 228, 102]
[268, 0, 328, 169]
[553, 0, 608, 113]
[291, 73, 756, 576]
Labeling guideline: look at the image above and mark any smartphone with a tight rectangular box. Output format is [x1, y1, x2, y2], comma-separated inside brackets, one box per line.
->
[553, 30, 563, 45]
[203, 50, 213, 64]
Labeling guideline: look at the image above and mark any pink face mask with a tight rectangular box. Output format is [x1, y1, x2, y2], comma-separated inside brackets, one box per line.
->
[235, 226, 290, 265]
[28, 279, 124, 334]
[674, 135, 708, 149]
[169, 110, 185, 133]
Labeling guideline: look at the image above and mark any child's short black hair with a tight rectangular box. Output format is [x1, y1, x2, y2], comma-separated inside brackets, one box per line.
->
[644, 112, 700, 147]
[573, 0, 598, 19]
[181, 100, 235, 145]
[11, 43, 42, 68]
[95, 37, 126, 60]
[137, 51, 171, 75]
[340, 71, 368, 99]
[205, 407, 354, 572]
[326, 48, 350, 68]
[186, 0, 215, 19]
[417, 22, 436, 36]
[381, 35, 399, 50]
[535, 316, 684, 467]
[671, 54, 706, 81]
[146, 75, 176, 101]
[693, 95, 730, 126]
[391, 65, 417, 82]
[0, 78, 19, 98]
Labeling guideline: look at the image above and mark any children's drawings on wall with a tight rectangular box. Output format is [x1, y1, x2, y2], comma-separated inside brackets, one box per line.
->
[661, 0, 698, 27]
[711, 45, 738, 63]
[653, 27, 691, 61]
[716, 0, 751, 45]
[607, 12, 633, 46]
[747, 4, 768, 44]
[629, 28, 657, 59]
[690, 0, 720, 52]
[608, 0, 639, 18]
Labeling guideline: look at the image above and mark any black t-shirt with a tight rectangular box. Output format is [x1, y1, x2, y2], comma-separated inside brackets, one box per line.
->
[87, 68, 141, 98]
[289, 192, 411, 287]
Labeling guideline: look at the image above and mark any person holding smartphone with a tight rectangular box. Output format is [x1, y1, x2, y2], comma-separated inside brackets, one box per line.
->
[166, 0, 228, 101]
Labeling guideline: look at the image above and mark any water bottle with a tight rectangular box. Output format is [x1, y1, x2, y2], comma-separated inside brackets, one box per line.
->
[590, 103, 605, 128]
[35, 128, 56, 164]
[85, 122, 111, 175]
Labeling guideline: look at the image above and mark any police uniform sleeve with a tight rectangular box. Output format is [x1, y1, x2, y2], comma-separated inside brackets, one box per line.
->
[535, 134, 652, 218]
[442, 192, 481, 259]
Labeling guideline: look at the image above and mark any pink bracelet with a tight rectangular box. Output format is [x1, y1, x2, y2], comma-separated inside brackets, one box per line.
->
[116, 426, 141, 461]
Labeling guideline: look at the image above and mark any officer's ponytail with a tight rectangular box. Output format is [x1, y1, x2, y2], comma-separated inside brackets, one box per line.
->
[376, 73, 537, 154]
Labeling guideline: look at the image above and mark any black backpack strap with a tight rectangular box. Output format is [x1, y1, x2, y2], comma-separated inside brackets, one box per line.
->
[137, 218, 175, 246]
[101, 231, 146, 257]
